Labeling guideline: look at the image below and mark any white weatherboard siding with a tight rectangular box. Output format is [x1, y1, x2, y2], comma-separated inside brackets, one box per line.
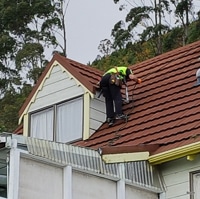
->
[29, 65, 84, 112]
[18, 157, 63, 199]
[90, 93, 106, 135]
[160, 154, 200, 199]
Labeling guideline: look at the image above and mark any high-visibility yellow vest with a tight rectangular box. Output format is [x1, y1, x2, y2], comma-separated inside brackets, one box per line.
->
[104, 66, 132, 79]
[105, 66, 126, 75]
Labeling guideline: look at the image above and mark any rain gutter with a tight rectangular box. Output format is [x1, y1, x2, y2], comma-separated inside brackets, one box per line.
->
[149, 141, 200, 165]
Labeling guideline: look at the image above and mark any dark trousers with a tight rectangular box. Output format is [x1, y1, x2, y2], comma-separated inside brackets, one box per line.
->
[100, 74, 123, 118]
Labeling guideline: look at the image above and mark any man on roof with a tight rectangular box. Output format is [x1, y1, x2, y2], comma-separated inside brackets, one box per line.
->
[100, 66, 141, 126]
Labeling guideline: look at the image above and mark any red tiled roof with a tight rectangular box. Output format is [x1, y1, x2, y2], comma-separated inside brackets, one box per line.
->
[17, 41, 200, 157]
[13, 124, 23, 135]
[74, 40, 200, 156]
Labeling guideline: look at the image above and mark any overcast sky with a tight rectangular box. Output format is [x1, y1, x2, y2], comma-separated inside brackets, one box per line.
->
[57, 0, 200, 65]
[65, 0, 126, 64]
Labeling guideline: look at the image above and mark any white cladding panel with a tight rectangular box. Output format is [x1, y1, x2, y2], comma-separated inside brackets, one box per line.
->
[160, 154, 200, 199]
[72, 171, 116, 199]
[18, 157, 63, 199]
[89, 93, 106, 135]
[29, 65, 84, 112]
[126, 185, 158, 199]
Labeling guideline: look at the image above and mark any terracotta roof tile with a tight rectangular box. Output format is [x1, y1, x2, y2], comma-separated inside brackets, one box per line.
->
[74, 40, 200, 156]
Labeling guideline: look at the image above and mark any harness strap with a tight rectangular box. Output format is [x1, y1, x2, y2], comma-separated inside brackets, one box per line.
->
[115, 66, 120, 75]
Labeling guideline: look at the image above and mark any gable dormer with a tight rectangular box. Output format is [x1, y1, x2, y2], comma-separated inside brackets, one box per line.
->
[18, 54, 105, 143]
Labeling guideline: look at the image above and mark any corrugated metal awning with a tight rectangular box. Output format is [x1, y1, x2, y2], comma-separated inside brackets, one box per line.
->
[26, 137, 163, 192]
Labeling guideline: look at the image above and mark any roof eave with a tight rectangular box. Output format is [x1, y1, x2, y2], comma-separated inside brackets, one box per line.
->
[149, 141, 200, 165]
[99, 144, 159, 164]
[102, 152, 149, 163]
[56, 54, 96, 94]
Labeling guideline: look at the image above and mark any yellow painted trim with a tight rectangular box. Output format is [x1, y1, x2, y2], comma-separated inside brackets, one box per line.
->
[19, 61, 57, 124]
[19, 62, 94, 124]
[23, 114, 29, 137]
[83, 93, 90, 140]
[187, 154, 196, 161]
[149, 141, 200, 165]
[102, 152, 149, 163]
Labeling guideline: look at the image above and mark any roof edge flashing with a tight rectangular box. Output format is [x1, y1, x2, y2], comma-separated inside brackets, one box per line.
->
[149, 141, 200, 165]
[102, 152, 149, 164]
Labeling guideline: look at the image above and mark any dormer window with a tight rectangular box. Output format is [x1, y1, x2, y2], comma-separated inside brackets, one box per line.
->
[30, 96, 83, 143]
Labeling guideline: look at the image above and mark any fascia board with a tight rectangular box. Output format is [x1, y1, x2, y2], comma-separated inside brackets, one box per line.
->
[19, 61, 55, 124]
[102, 152, 149, 163]
[149, 141, 200, 165]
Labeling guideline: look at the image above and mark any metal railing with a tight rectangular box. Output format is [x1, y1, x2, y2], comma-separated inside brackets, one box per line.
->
[26, 137, 163, 192]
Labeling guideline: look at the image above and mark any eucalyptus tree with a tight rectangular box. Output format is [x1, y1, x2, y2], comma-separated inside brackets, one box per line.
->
[0, 12, 20, 96]
[111, 0, 199, 55]
[170, 0, 193, 45]
[52, 0, 71, 57]
[112, 0, 171, 55]
[111, 20, 133, 50]
[0, 0, 62, 85]
[98, 39, 113, 56]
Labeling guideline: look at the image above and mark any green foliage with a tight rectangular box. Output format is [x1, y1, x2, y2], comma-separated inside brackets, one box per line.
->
[162, 27, 183, 52]
[0, 84, 32, 132]
[187, 20, 200, 43]
[111, 20, 132, 49]
[15, 43, 44, 69]
[0, 0, 63, 132]
[174, 0, 192, 16]
[92, 20, 200, 72]
[0, 32, 16, 58]
[126, 6, 152, 27]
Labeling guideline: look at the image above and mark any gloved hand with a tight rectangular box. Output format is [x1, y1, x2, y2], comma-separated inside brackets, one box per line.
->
[137, 78, 142, 84]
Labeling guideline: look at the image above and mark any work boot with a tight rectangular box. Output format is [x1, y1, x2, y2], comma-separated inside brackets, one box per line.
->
[107, 118, 114, 126]
[115, 113, 127, 120]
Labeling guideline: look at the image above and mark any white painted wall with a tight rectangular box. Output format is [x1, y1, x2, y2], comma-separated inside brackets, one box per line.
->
[90, 92, 106, 135]
[18, 158, 63, 199]
[12, 153, 158, 199]
[160, 154, 200, 199]
[72, 171, 116, 199]
[126, 185, 158, 199]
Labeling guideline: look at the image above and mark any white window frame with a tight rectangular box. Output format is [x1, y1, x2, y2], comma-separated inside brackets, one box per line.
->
[29, 96, 83, 143]
[30, 107, 54, 141]
[190, 170, 200, 199]
[55, 97, 83, 143]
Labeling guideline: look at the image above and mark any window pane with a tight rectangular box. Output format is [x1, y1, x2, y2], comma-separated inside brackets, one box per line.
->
[56, 97, 83, 143]
[30, 108, 54, 141]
